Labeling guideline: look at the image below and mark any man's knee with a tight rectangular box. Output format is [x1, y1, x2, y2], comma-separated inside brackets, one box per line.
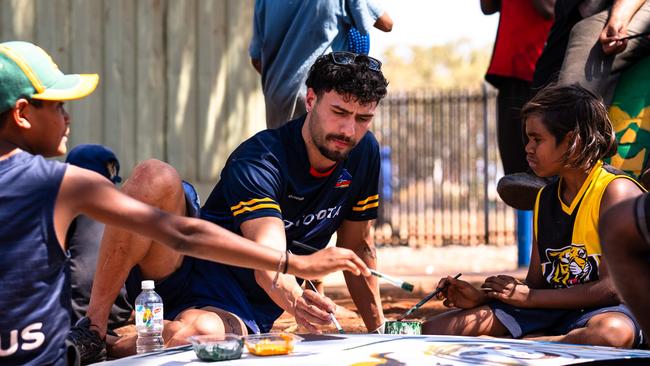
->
[128, 159, 181, 191]
[586, 313, 636, 348]
[169, 311, 227, 337]
[123, 159, 185, 212]
[163, 311, 227, 347]
[165, 308, 247, 345]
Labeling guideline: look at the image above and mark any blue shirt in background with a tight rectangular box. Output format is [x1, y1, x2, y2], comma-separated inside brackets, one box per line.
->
[249, 0, 383, 128]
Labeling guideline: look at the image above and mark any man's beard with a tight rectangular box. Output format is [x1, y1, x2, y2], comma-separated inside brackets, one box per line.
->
[309, 109, 356, 162]
[315, 134, 354, 162]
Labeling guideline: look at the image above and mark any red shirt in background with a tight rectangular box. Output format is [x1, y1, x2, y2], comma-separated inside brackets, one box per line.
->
[486, 0, 554, 84]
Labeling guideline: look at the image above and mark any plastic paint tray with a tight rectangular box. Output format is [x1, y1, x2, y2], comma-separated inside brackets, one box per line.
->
[385, 320, 422, 335]
[243, 333, 303, 356]
[187, 334, 244, 361]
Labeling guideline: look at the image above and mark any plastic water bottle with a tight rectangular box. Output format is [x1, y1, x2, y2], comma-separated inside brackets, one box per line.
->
[135, 280, 164, 354]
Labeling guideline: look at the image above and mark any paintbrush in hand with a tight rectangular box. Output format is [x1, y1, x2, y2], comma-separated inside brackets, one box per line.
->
[306, 279, 345, 334]
[397, 273, 462, 320]
[291, 240, 414, 292]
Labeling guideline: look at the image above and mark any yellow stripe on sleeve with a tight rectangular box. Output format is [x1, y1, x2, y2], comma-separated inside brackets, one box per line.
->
[356, 194, 379, 205]
[230, 197, 276, 212]
[232, 203, 281, 216]
[352, 201, 379, 212]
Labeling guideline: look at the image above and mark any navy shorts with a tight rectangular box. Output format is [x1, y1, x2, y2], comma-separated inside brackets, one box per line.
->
[125, 256, 267, 333]
[488, 301, 644, 347]
[125, 182, 278, 334]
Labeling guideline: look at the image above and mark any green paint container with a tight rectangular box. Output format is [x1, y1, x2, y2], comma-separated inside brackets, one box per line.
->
[385, 320, 421, 335]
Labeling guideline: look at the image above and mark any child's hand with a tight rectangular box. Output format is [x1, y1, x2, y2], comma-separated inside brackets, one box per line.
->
[437, 277, 488, 309]
[482, 275, 531, 307]
[292, 247, 370, 279]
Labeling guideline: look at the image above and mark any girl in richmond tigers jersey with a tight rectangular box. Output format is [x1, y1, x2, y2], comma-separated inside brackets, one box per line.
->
[421, 84, 645, 349]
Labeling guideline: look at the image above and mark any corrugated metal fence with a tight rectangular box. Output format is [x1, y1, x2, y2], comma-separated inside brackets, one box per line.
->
[373, 87, 515, 247]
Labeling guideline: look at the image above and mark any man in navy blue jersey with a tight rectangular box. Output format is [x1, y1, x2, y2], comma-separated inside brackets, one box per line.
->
[86, 52, 389, 355]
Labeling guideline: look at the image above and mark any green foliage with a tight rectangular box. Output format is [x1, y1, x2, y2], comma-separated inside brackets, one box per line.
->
[380, 39, 493, 91]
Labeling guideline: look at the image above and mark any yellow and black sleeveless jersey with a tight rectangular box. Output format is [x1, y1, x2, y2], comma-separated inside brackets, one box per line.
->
[534, 160, 643, 289]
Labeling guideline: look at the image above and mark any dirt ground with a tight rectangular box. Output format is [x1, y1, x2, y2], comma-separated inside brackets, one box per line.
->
[272, 270, 527, 334]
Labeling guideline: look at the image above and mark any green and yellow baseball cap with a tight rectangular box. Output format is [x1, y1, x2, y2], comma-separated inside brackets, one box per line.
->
[0, 41, 98, 113]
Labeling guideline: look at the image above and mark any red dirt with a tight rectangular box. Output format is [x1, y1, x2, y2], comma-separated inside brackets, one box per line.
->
[271, 289, 453, 334]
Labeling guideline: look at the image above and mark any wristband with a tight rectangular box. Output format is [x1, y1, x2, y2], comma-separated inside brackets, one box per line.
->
[272, 251, 286, 289]
[282, 250, 290, 274]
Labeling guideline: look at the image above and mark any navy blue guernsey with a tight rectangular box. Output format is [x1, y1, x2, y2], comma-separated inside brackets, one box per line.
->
[200, 116, 380, 332]
[0, 151, 69, 366]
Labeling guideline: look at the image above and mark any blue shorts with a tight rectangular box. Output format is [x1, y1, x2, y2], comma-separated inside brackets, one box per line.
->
[125, 182, 280, 334]
[125, 256, 270, 334]
[488, 301, 645, 347]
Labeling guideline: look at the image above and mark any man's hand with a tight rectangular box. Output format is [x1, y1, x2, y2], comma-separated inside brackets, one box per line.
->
[482, 275, 531, 307]
[293, 289, 337, 333]
[289, 247, 371, 279]
[437, 277, 488, 309]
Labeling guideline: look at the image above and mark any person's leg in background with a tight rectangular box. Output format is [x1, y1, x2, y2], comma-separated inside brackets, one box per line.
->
[264, 88, 306, 129]
[559, 3, 650, 105]
[496, 79, 530, 176]
[496, 78, 535, 266]
[559, 3, 650, 184]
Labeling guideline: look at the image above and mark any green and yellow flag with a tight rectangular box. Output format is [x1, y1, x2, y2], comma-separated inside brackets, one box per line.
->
[606, 57, 650, 178]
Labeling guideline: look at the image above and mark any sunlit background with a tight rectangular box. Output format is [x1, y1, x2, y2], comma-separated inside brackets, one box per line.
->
[370, 1, 499, 90]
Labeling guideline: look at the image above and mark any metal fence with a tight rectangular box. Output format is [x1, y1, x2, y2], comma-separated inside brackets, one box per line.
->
[373, 86, 516, 247]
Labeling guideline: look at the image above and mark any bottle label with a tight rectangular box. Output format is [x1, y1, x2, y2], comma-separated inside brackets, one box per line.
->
[135, 303, 163, 328]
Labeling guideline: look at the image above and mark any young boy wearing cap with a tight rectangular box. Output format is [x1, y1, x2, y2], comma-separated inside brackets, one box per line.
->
[65, 144, 133, 332]
[0, 41, 370, 366]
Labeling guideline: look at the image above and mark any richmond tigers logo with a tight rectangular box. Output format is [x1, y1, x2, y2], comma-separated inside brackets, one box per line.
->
[542, 244, 599, 287]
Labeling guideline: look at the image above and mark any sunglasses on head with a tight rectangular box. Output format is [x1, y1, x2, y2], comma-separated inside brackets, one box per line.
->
[330, 51, 382, 72]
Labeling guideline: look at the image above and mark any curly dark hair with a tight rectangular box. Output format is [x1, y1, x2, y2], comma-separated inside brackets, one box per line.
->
[522, 83, 616, 171]
[305, 53, 389, 105]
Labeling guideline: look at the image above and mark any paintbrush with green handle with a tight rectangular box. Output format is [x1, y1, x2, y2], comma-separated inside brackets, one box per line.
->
[368, 269, 414, 292]
[397, 273, 462, 321]
[291, 240, 414, 292]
